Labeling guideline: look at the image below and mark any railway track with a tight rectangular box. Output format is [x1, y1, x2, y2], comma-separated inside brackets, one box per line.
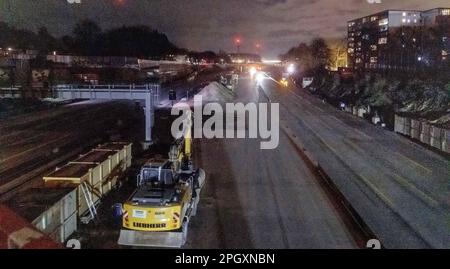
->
[0, 101, 141, 199]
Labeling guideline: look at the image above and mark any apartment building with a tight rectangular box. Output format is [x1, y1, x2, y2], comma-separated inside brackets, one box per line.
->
[347, 8, 450, 71]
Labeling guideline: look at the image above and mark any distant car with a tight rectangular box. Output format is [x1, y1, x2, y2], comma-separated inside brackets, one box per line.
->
[280, 77, 289, 87]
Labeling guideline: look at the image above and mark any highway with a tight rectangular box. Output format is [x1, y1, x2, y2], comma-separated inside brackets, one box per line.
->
[188, 74, 450, 249]
[270, 77, 450, 249]
[187, 76, 358, 249]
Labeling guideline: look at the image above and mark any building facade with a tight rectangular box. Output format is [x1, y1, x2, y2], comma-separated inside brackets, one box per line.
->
[423, 8, 450, 63]
[347, 8, 450, 71]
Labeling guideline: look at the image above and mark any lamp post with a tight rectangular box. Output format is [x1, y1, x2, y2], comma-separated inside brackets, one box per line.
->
[235, 38, 241, 54]
[255, 43, 261, 56]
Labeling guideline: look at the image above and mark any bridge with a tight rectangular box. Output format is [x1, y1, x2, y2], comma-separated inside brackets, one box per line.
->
[53, 84, 160, 145]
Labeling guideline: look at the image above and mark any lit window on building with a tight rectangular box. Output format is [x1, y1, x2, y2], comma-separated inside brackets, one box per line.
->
[348, 48, 354, 53]
[380, 25, 388, 32]
[355, 58, 362, 63]
[370, 45, 377, 51]
[378, 37, 388, 44]
[370, 57, 378, 63]
[379, 18, 389, 26]
[371, 16, 378, 22]
[441, 9, 450, 16]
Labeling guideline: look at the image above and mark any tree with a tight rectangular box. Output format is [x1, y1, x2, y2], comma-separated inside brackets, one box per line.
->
[72, 20, 102, 55]
[36, 27, 59, 54]
[310, 38, 330, 68]
[281, 38, 331, 74]
[101, 25, 176, 57]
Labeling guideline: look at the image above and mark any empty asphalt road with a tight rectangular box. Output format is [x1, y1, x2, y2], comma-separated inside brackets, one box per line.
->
[187, 77, 358, 249]
[261, 74, 450, 249]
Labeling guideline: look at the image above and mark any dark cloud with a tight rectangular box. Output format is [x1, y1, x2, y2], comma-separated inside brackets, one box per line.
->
[0, 0, 448, 58]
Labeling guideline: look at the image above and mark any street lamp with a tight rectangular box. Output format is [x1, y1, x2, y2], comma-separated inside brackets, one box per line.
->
[287, 64, 295, 74]
[249, 67, 257, 77]
[235, 38, 241, 54]
[255, 43, 262, 56]
[256, 72, 264, 84]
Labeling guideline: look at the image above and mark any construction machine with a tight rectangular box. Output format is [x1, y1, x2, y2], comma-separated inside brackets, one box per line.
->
[117, 117, 205, 248]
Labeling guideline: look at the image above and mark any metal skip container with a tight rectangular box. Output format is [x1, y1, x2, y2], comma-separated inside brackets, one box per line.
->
[43, 142, 133, 217]
[6, 188, 78, 243]
[43, 162, 101, 217]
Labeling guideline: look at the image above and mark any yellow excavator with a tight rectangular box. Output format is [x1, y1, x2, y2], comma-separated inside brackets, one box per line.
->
[117, 116, 205, 248]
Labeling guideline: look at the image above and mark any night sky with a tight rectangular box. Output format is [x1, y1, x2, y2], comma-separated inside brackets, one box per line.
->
[0, 0, 449, 58]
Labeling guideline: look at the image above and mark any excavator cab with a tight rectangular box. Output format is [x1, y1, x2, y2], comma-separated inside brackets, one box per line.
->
[137, 160, 174, 187]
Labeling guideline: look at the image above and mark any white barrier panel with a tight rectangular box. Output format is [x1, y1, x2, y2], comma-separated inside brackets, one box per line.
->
[420, 122, 431, 145]
[411, 119, 421, 140]
[431, 126, 443, 150]
[444, 130, 450, 153]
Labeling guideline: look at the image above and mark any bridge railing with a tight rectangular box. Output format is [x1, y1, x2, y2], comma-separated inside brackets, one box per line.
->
[0, 86, 21, 98]
[53, 84, 158, 90]
[52, 84, 160, 104]
[52, 84, 160, 143]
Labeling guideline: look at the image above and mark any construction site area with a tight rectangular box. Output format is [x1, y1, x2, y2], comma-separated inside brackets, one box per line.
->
[0, 66, 240, 249]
